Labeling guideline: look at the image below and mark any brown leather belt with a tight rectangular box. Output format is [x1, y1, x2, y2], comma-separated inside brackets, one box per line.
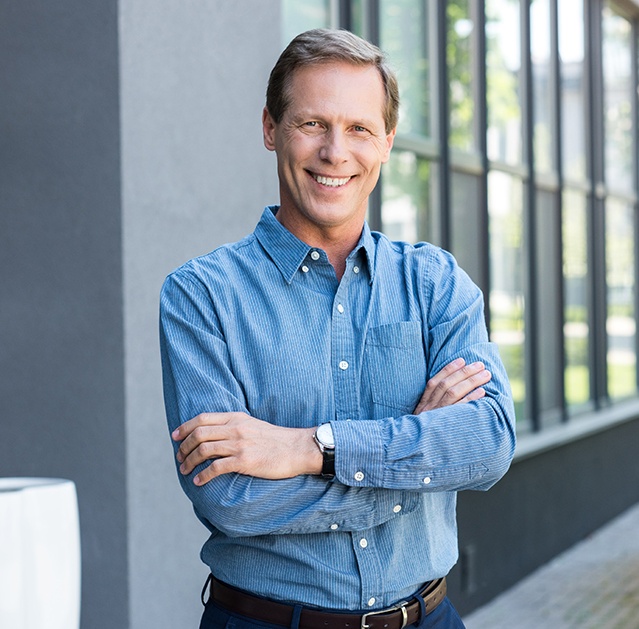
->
[210, 576, 447, 629]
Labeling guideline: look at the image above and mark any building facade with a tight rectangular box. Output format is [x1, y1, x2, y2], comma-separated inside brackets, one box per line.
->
[1, 1, 638, 627]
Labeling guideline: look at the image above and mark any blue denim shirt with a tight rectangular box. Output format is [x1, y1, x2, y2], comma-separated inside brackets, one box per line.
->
[160, 206, 516, 611]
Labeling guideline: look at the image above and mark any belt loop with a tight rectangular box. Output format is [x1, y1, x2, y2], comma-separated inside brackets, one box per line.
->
[201, 574, 213, 607]
[415, 591, 427, 627]
[290, 604, 303, 629]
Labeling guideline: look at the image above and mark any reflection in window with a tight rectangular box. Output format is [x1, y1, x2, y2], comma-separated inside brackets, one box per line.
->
[380, 0, 432, 137]
[535, 189, 563, 421]
[486, 0, 522, 165]
[382, 151, 434, 243]
[447, 0, 475, 152]
[603, 5, 633, 193]
[488, 171, 525, 421]
[531, 0, 554, 174]
[282, 0, 331, 45]
[450, 171, 481, 284]
[559, 0, 586, 181]
[563, 190, 590, 409]
[606, 198, 636, 399]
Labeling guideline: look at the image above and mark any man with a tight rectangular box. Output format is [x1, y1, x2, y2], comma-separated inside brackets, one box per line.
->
[160, 28, 515, 629]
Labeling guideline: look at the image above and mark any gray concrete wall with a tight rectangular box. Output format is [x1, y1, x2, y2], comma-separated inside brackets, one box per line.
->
[1, 1, 281, 627]
[119, 2, 281, 627]
[0, 1, 127, 627]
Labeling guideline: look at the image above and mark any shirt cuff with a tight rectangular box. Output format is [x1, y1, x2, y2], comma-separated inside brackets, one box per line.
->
[332, 419, 385, 487]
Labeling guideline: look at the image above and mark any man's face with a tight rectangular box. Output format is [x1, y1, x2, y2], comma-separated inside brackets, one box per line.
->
[262, 62, 396, 240]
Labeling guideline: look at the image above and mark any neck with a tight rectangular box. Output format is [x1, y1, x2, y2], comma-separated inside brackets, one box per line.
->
[275, 209, 364, 281]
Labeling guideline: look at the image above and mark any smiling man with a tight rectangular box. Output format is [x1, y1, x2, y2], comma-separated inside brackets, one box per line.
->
[160, 29, 515, 629]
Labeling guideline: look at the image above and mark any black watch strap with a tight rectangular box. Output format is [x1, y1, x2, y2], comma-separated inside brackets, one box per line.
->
[321, 448, 335, 478]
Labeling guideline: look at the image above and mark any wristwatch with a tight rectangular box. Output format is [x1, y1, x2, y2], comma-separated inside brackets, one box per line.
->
[313, 423, 335, 478]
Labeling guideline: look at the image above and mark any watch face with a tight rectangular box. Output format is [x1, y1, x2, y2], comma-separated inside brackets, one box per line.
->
[316, 423, 335, 449]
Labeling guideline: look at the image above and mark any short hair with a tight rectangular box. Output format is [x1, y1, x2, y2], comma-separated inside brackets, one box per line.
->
[266, 28, 399, 134]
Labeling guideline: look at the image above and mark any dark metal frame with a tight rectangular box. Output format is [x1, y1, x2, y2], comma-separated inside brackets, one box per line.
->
[332, 0, 639, 430]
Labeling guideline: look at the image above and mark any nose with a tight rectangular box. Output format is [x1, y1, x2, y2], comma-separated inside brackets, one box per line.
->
[318, 129, 348, 164]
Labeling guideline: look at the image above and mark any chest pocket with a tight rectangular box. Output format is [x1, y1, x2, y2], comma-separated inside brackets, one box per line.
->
[364, 321, 427, 414]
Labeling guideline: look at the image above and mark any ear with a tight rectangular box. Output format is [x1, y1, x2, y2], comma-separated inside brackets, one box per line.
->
[381, 127, 397, 164]
[262, 107, 277, 152]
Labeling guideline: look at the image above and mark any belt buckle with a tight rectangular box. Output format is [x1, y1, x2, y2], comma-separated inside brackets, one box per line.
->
[360, 601, 409, 629]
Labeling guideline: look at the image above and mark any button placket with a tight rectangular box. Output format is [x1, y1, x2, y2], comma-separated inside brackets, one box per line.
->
[352, 529, 381, 611]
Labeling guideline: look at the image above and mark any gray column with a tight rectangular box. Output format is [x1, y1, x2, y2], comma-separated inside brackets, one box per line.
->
[120, 2, 280, 628]
[0, 1, 281, 627]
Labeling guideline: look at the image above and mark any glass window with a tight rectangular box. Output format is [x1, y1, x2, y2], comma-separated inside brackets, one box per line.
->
[450, 170, 482, 285]
[486, 0, 522, 165]
[559, 0, 586, 182]
[602, 5, 633, 193]
[380, 0, 433, 137]
[531, 0, 554, 174]
[563, 189, 590, 410]
[488, 171, 525, 421]
[447, 0, 476, 152]
[282, 0, 332, 44]
[535, 189, 563, 422]
[382, 151, 436, 243]
[606, 197, 636, 399]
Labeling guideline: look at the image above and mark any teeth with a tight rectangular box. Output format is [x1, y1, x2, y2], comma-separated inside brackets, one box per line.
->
[314, 174, 350, 187]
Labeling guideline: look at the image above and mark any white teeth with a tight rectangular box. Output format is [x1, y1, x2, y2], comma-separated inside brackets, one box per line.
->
[314, 174, 350, 187]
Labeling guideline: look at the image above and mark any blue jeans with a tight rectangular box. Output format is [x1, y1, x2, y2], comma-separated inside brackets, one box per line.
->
[199, 593, 466, 629]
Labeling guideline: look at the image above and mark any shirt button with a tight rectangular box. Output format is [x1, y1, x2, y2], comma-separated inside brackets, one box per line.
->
[337, 304, 345, 313]
[359, 538, 368, 548]
[393, 505, 402, 513]
[423, 476, 432, 485]
[354, 471, 364, 481]
[330, 523, 339, 530]
[310, 250, 320, 260]
[367, 598, 376, 607]
[301, 266, 309, 273]
[353, 266, 360, 274]
[339, 360, 349, 370]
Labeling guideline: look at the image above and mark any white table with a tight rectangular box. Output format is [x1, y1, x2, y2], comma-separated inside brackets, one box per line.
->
[0, 478, 81, 629]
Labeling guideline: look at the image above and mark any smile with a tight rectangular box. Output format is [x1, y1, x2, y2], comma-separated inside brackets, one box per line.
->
[311, 173, 352, 187]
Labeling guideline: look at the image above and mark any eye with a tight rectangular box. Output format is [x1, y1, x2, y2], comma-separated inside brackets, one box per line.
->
[353, 125, 369, 134]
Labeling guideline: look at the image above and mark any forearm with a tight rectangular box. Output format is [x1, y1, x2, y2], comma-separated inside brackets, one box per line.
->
[332, 392, 515, 492]
[173, 417, 322, 483]
[175, 452, 407, 537]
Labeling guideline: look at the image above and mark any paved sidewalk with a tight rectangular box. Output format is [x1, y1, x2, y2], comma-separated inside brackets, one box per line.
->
[463, 502, 639, 629]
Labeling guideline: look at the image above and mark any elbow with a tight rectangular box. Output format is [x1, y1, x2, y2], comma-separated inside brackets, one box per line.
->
[476, 415, 517, 491]
[178, 474, 258, 538]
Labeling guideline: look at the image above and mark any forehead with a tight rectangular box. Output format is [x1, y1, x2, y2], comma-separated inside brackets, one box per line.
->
[286, 61, 386, 123]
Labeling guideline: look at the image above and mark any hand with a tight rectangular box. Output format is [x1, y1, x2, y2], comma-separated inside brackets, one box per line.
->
[172, 412, 322, 486]
[413, 358, 491, 414]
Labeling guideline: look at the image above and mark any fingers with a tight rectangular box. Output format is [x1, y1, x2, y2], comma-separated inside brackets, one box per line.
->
[192, 457, 237, 486]
[171, 411, 235, 443]
[461, 387, 487, 403]
[177, 426, 229, 475]
[171, 412, 246, 476]
[414, 358, 492, 413]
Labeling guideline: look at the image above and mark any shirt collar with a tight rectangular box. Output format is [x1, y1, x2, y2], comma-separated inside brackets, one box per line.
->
[255, 206, 376, 284]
